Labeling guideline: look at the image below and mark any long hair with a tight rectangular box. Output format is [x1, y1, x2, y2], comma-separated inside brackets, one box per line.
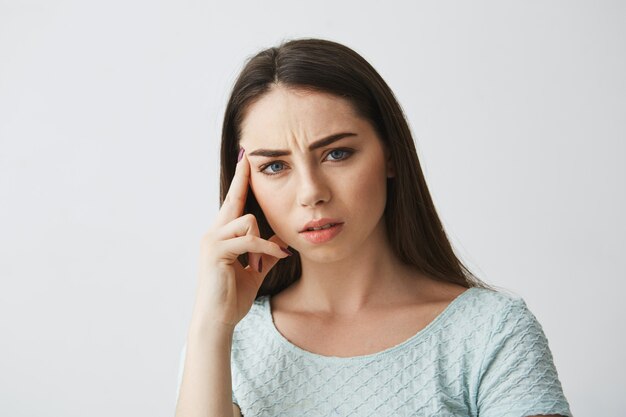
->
[219, 38, 496, 298]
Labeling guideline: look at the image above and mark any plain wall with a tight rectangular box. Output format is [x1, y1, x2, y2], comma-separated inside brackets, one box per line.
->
[1, 1, 624, 416]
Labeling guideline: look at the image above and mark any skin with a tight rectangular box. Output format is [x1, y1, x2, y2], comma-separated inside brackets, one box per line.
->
[238, 84, 448, 319]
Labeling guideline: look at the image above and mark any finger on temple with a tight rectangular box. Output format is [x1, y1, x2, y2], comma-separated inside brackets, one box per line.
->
[215, 148, 250, 227]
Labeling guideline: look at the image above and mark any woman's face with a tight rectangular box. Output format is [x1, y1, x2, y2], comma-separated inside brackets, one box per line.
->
[238, 85, 394, 262]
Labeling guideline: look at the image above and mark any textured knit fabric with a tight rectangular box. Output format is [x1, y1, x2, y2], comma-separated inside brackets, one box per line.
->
[176, 287, 572, 417]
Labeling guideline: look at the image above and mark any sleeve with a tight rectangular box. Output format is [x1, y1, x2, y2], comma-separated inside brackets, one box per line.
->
[476, 298, 572, 417]
[175, 342, 240, 408]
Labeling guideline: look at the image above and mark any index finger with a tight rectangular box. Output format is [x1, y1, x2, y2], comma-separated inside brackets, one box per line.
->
[215, 147, 250, 227]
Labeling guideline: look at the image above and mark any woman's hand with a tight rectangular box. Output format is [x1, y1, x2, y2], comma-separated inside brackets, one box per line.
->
[192, 148, 291, 329]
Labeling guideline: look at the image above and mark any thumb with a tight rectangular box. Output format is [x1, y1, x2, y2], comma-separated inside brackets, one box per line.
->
[256, 234, 292, 280]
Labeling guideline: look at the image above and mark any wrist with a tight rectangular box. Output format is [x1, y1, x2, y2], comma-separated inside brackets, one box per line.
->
[188, 316, 235, 342]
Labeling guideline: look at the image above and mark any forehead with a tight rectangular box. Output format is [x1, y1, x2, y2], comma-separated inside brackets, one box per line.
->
[239, 86, 362, 145]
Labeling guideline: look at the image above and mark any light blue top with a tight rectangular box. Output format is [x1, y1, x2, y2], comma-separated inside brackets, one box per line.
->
[176, 287, 572, 416]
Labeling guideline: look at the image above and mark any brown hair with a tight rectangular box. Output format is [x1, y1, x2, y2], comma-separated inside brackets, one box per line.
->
[219, 37, 496, 298]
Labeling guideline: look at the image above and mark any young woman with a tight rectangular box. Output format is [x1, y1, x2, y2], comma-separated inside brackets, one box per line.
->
[175, 38, 572, 417]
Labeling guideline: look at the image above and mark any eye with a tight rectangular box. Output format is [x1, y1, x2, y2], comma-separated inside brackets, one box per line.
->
[258, 148, 355, 177]
[326, 149, 352, 161]
[259, 161, 286, 176]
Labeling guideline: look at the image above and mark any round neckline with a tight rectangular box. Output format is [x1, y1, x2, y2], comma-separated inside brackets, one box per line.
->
[261, 287, 477, 363]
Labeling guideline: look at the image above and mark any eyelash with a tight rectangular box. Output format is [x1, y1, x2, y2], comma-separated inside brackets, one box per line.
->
[258, 148, 355, 177]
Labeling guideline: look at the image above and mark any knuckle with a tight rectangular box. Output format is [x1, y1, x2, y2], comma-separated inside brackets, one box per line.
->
[242, 213, 257, 225]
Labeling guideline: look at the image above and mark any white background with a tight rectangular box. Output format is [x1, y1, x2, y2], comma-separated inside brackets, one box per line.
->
[1, 1, 624, 416]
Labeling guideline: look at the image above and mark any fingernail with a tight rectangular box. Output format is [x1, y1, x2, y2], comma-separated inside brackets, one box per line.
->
[257, 257, 263, 273]
[237, 147, 245, 163]
[280, 246, 293, 256]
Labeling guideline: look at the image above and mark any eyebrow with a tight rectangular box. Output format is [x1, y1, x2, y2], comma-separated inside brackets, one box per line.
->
[247, 132, 358, 157]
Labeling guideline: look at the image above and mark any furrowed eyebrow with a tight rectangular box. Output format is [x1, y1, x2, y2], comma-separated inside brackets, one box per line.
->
[247, 132, 358, 157]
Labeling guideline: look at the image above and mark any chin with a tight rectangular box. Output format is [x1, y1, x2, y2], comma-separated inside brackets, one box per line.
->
[298, 245, 348, 263]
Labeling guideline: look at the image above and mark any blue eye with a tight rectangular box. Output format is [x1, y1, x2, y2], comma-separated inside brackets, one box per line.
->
[259, 148, 354, 177]
[327, 149, 350, 161]
[262, 162, 285, 175]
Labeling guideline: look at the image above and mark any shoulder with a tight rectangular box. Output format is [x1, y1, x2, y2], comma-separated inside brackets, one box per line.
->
[447, 286, 539, 344]
[415, 275, 523, 320]
[457, 286, 527, 319]
[466, 287, 557, 370]
[473, 289, 572, 416]
[465, 285, 524, 304]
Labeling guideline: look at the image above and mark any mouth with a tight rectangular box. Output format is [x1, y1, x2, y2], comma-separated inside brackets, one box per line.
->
[299, 218, 344, 233]
[299, 221, 344, 244]
[302, 222, 342, 232]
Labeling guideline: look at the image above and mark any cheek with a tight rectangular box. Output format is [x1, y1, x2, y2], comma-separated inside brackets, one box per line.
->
[347, 158, 388, 221]
[350, 156, 387, 198]
[249, 177, 287, 227]
[250, 177, 271, 209]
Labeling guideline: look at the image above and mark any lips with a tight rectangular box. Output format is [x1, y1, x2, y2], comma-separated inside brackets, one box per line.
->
[299, 222, 344, 244]
[299, 218, 343, 233]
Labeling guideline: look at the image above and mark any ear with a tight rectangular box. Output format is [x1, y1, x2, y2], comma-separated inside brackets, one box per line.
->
[385, 146, 395, 178]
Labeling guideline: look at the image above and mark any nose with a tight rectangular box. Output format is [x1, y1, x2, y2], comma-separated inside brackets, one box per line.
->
[296, 166, 331, 208]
